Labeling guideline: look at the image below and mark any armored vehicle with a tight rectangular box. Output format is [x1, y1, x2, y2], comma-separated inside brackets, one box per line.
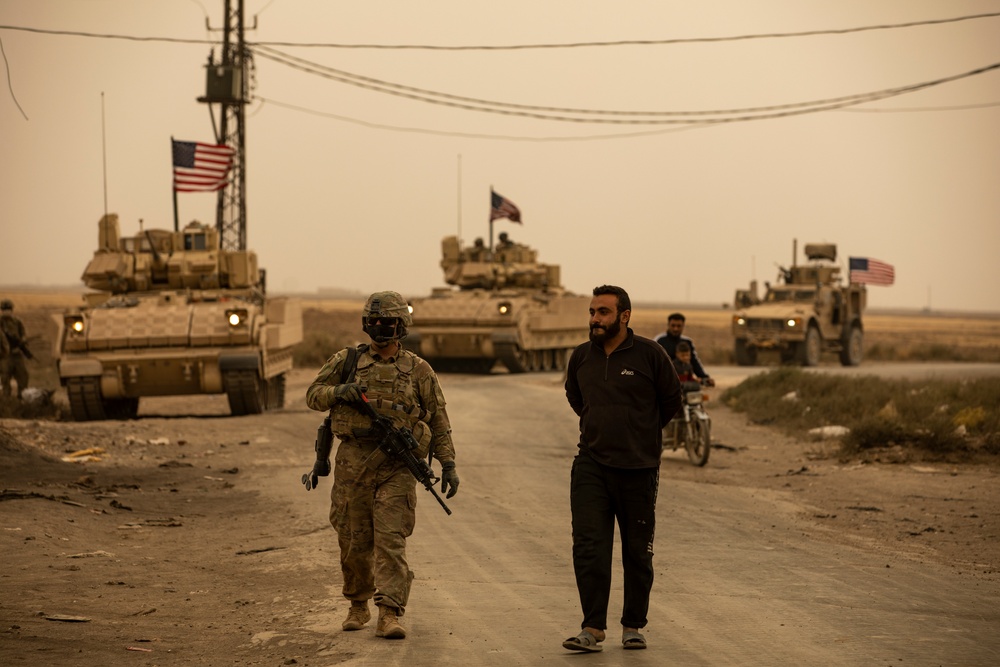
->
[731, 241, 865, 367]
[404, 234, 590, 373]
[54, 214, 303, 420]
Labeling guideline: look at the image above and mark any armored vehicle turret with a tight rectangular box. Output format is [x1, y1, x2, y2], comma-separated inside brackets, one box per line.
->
[731, 241, 866, 367]
[403, 234, 589, 373]
[54, 214, 303, 419]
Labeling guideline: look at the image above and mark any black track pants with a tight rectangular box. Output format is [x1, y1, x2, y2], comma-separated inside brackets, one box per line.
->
[570, 452, 659, 630]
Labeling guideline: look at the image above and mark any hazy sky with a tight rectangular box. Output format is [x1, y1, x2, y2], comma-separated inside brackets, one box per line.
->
[2, 1, 998, 312]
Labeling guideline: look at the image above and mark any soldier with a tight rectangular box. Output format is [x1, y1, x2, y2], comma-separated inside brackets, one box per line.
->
[0, 299, 29, 399]
[305, 291, 460, 640]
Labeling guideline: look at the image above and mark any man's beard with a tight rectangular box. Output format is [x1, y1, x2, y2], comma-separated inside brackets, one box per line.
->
[589, 317, 622, 344]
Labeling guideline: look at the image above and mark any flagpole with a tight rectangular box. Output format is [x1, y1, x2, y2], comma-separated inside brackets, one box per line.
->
[171, 136, 179, 232]
[488, 185, 494, 252]
[457, 154, 462, 245]
[101, 92, 108, 220]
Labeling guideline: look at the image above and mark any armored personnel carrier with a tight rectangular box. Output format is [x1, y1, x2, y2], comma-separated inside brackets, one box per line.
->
[54, 214, 303, 420]
[731, 242, 865, 367]
[404, 234, 590, 373]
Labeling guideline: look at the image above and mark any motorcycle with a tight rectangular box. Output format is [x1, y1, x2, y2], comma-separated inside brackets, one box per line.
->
[661, 380, 712, 466]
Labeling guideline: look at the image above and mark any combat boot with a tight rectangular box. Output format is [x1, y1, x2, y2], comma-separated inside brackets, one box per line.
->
[375, 605, 406, 639]
[342, 600, 371, 631]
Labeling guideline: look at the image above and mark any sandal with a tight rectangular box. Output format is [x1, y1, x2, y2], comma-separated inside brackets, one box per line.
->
[562, 629, 603, 652]
[622, 630, 647, 650]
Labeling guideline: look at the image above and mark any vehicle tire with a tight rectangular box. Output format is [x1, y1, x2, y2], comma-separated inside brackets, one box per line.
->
[686, 417, 711, 467]
[661, 421, 678, 452]
[839, 326, 863, 366]
[734, 340, 757, 366]
[797, 326, 822, 366]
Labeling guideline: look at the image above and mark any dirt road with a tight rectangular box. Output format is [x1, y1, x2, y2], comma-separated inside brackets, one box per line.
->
[2, 368, 998, 666]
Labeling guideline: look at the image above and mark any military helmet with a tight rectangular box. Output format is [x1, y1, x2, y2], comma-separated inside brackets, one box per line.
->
[362, 291, 411, 343]
[0, 299, 12, 311]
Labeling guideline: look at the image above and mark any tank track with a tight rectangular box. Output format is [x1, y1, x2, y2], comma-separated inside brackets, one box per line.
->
[495, 341, 572, 374]
[223, 369, 265, 416]
[266, 373, 286, 410]
[66, 377, 106, 421]
[65, 377, 140, 421]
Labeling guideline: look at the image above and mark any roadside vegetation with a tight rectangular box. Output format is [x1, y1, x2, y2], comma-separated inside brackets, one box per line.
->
[722, 368, 1000, 461]
[293, 307, 363, 369]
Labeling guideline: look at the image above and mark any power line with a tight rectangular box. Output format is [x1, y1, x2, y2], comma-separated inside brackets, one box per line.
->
[2, 11, 998, 50]
[254, 44, 897, 117]
[250, 11, 1000, 50]
[0, 35, 27, 120]
[839, 100, 1000, 112]
[254, 46, 1000, 125]
[255, 95, 711, 141]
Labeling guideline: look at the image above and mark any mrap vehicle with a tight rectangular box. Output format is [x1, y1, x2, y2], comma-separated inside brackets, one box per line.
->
[731, 242, 865, 367]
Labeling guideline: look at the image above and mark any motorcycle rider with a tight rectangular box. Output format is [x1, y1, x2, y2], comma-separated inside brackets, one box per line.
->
[653, 313, 715, 387]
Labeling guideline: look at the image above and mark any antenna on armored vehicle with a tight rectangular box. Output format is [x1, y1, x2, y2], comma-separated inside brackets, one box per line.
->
[198, 0, 252, 252]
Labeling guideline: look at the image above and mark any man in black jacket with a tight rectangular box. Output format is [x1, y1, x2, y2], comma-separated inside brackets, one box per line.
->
[562, 285, 682, 653]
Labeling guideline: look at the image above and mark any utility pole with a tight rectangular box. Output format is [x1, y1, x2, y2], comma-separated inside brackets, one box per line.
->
[199, 0, 249, 251]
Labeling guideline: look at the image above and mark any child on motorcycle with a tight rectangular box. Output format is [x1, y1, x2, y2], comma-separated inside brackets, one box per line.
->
[672, 342, 703, 392]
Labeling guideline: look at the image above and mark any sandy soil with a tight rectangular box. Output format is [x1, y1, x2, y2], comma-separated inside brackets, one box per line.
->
[1, 367, 997, 666]
[1, 290, 997, 664]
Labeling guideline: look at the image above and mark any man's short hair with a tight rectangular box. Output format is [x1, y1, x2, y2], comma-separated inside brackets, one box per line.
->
[593, 285, 631, 314]
[668, 312, 686, 323]
[676, 341, 692, 353]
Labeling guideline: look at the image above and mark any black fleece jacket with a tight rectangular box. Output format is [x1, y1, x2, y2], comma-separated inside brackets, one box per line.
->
[565, 328, 683, 469]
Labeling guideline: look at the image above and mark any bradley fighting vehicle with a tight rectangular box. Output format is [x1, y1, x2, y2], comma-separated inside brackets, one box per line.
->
[731, 241, 865, 367]
[54, 214, 302, 420]
[403, 233, 590, 373]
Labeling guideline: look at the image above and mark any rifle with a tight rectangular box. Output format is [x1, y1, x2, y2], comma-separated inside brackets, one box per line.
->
[357, 394, 452, 515]
[300, 393, 452, 516]
[301, 415, 333, 491]
[3, 334, 33, 360]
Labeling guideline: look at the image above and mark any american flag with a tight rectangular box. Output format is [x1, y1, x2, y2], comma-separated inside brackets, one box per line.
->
[490, 189, 522, 223]
[849, 257, 895, 286]
[172, 139, 235, 192]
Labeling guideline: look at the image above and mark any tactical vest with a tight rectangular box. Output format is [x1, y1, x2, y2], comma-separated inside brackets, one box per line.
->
[330, 349, 433, 452]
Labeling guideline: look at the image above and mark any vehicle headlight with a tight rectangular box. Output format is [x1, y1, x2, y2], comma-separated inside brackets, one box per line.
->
[497, 301, 512, 316]
[226, 308, 249, 327]
[65, 315, 86, 334]
[786, 318, 800, 328]
[733, 315, 747, 327]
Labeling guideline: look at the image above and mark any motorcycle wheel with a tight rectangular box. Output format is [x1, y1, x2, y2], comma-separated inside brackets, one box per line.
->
[685, 417, 711, 467]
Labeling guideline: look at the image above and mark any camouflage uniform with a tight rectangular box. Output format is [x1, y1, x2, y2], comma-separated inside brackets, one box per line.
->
[0, 302, 28, 399]
[305, 339, 456, 616]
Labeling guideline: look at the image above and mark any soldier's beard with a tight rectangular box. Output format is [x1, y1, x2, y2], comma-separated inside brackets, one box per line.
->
[589, 317, 622, 345]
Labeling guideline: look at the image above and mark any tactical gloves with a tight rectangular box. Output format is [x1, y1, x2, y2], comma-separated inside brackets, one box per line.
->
[302, 458, 331, 491]
[333, 383, 364, 404]
[440, 461, 460, 498]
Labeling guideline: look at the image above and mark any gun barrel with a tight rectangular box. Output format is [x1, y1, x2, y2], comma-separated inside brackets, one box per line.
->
[359, 395, 452, 516]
